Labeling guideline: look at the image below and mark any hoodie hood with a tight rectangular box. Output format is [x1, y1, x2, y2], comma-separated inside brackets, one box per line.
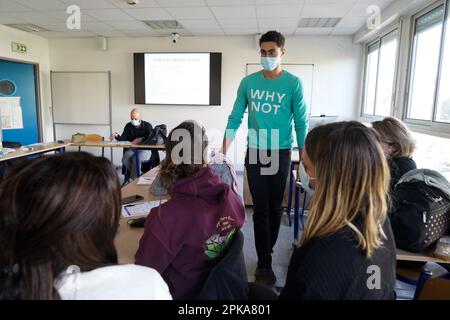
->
[172, 166, 229, 205]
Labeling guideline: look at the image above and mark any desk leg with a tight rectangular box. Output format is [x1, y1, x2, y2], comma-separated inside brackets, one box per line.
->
[300, 191, 307, 230]
[286, 161, 294, 227]
[135, 149, 140, 177]
[294, 184, 300, 242]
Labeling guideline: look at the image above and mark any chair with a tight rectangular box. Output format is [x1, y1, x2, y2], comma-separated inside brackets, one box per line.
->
[417, 278, 450, 300]
[397, 262, 450, 299]
[78, 134, 105, 157]
[195, 230, 249, 300]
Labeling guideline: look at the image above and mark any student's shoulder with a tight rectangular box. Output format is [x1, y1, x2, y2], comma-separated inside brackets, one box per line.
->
[94, 264, 171, 298]
[298, 231, 360, 263]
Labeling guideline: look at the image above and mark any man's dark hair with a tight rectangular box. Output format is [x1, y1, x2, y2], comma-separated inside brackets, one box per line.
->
[259, 30, 285, 48]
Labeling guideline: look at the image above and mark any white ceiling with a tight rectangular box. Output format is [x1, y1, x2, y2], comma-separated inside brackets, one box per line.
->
[0, 0, 395, 38]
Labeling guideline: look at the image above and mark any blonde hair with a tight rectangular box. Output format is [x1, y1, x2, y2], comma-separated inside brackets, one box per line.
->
[300, 121, 390, 257]
[372, 117, 416, 158]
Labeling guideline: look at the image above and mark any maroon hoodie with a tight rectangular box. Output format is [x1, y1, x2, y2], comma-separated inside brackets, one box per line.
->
[135, 166, 245, 299]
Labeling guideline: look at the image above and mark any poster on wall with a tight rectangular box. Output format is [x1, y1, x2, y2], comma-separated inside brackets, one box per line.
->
[0, 96, 24, 130]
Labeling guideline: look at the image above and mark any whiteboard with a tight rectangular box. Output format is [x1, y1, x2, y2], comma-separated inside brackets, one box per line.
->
[246, 63, 313, 113]
[51, 71, 110, 125]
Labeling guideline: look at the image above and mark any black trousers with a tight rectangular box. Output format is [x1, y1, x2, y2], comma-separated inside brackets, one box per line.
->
[245, 148, 291, 269]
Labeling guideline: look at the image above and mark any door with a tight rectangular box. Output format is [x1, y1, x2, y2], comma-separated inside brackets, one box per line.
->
[0, 59, 40, 145]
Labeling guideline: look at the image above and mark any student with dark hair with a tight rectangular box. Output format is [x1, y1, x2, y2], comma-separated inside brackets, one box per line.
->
[372, 117, 417, 189]
[280, 121, 396, 300]
[222, 30, 309, 285]
[0, 152, 171, 300]
[135, 120, 246, 300]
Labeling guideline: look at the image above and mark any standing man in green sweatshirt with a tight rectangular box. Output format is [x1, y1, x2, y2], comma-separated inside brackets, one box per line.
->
[222, 31, 309, 286]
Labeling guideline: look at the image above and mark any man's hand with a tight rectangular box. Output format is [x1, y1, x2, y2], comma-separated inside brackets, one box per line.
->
[132, 137, 143, 144]
[110, 132, 118, 141]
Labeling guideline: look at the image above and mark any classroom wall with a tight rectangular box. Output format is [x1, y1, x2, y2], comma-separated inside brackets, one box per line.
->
[0, 25, 53, 142]
[48, 35, 363, 168]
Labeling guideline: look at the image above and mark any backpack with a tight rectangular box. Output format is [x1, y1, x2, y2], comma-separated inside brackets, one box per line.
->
[390, 180, 450, 252]
[140, 124, 167, 145]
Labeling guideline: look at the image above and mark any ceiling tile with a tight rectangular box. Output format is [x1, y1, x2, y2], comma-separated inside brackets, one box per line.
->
[156, 0, 206, 6]
[105, 20, 151, 30]
[223, 28, 259, 35]
[259, 18, 299, 29]
[45, 10, 98, 22]
[337, 17, 367, 28]
[85, 9, 134, 21]
[206, 0, 253, 5]
[188, 28, 224, 35]
[165, 6, 214, 19]
[295, 27, 333, 35]
[123, 8, 173, 20]
[254, 0, 303, 4]
[60, 0, 117, 9]
[33, 21, 69, 31]
[178, 19, 220, 29]
[301, 4, 354, 18]
[331, 27, 361, 35]
[79, 21, 117, 31]
[210, 6, 256, 19]
[304, 0, 354, 3]
[7, 11, 60, 23]
[218, 19, 257, 29]
[109, 0, 160, 8]
[14, 0, 67, 11]
[0, 0, 34, 11]
[256, 5, 302, 18]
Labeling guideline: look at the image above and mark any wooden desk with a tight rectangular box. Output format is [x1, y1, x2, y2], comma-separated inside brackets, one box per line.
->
[243, 150, 300, 206]
[396, 248, 448, 264]
[72, 141, 165, 176]
[0, 141, 70, 163]
[71, 141, 165, 150]
[115, 167, 167, 264]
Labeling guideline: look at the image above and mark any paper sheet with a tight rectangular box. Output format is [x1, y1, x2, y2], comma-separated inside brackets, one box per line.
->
[0, 96, 23, 130]
[137, 176, 155, 185]
[121, 200, 167, 218]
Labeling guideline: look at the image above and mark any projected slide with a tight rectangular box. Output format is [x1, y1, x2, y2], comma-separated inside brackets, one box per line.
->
[144, 53, 210, 105]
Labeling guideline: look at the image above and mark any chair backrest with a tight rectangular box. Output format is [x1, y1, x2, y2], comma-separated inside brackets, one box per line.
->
[417, 278, 450, 300]
[196, 230, 248, 300]
[85, 134, 104, 142]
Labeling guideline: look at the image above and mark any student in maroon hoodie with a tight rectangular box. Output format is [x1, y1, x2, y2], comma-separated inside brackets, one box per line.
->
[135, 120, 246, 300]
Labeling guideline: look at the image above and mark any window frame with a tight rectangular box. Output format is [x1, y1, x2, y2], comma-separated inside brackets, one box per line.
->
[360, 24, 402, 121]
[402, 0, 450, 136]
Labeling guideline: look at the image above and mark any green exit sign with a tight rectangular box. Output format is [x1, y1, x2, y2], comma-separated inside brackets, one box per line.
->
[11, 42, 27, 54]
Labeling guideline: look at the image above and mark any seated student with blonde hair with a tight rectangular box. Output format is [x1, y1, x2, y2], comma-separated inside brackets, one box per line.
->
[0, 152, 171, 300]
[135, 120, 246, 300]
[280, 121, 396, 300]
[372, 117, 417, 189]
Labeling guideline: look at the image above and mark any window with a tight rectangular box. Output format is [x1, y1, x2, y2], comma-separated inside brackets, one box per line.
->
[412, 131, 450, 181]
[437, 3, 450, 123]
[362, 29, 400, 117]
[407, 2, 450, 124]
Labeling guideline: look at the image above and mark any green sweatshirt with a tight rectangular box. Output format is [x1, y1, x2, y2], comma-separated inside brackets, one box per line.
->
[225, 70, 309, 150]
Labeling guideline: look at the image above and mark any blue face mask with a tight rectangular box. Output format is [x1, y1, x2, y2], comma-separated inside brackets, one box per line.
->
[131, 119, 141, 127]
[260, 57, 279, 71]
[299, 161, 315, 195]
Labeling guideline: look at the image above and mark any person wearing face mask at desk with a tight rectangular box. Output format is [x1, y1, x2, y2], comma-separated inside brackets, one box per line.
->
[111, 108, 153, 180]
